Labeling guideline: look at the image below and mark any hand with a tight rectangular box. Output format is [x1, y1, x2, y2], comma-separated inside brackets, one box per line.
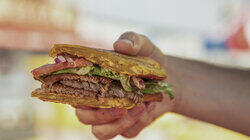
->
[75, 32, 176, 139]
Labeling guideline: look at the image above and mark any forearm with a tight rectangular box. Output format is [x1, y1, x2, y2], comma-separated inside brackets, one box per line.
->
[165, 55, 250, 135]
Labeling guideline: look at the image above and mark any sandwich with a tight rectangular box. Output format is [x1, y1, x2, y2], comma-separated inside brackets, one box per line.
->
[31, 44, 173, 109]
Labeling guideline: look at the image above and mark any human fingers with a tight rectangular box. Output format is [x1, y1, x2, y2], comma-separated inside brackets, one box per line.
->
[121, 102, 156, 138]
[91, 104, 146, 139]
[75, 107, 127, 125]
[113, 31, 165, 65]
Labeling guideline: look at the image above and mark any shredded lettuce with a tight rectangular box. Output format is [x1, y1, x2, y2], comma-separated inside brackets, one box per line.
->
[52, 66, 93, 75]
[88, 66, 132, 91]
[50, 66, 173, 99]
[88, 66, 120, 80]
[87, 66, 131, 91]
[52, 69, 72, 74]
[140, 81, 174, 99]
[119, 75, 132, 92]
[51, 65, 132, 91]
[73, 66, 94, 75]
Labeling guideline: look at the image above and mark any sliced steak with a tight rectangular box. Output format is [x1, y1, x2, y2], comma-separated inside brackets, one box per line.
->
[39, 73, 143, 103]
[38, 73, 112, 85]
[43, 83, 97, 97]
[60, 80, 102, 92]
[38, 74, 112, 96]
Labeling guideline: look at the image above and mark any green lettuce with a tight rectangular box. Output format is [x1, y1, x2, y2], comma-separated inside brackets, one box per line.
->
[140, 81, 174, 99]
[73, 66, 94, 75]
[88, 66, 120, 80]
[119, 75, 132, 92]
[51, 65, 132, 92]
[88, 66, 132, 91]
[52, 66, 93, 75]
[52, 69, 72, 74]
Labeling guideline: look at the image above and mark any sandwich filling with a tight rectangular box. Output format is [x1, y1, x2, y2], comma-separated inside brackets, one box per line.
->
[38, 74, 143, 103]
[32, 53, 173, 103]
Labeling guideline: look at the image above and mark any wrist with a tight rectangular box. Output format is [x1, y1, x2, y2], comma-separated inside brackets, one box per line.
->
[167, 73, 182, 113]
[164, 55, 183, 113]
[171, 81, 182, 113]
[162, 93, 176, 112]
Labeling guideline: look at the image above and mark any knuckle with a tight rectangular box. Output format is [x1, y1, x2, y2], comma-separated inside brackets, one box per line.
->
[122, 113, 154, 138]
[120, 119, 134, 131]
[79, 119, 91, 125]
[139, 118, 149, 126]
[77, 116, 91, 125]
[135, 114, 152, 129]
[92, 126, 114, 140]
[142, 116, 153, 126]
[92, 127, 104, 139]
[75, 110, 92, 125]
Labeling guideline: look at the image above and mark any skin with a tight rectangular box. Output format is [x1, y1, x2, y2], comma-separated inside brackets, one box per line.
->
[75, 32, 250, 139]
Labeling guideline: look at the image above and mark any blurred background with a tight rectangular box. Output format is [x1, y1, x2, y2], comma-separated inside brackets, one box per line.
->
[0, 0, 249, 139]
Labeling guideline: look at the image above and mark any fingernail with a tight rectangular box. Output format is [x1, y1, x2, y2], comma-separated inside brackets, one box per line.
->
[119, 39, 134, 47]
[128, 104, 145, 117]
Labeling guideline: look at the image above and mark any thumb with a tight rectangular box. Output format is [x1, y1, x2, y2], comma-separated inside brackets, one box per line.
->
[113, 31, 165, 65]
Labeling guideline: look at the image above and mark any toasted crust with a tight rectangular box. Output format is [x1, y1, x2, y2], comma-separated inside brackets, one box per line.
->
[49, 44, 166, 80]
[31, 88, 163, 109]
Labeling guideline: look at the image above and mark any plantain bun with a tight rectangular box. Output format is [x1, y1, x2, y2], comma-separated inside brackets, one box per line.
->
[49, 44, 167, 80]
[31, 88, 163, 109]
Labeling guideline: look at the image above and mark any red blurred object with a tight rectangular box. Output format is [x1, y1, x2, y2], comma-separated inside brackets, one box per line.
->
[227, 25, 249, 50]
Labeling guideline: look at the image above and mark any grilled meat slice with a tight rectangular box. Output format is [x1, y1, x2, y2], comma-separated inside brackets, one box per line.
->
[38, 74, 144, 103]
